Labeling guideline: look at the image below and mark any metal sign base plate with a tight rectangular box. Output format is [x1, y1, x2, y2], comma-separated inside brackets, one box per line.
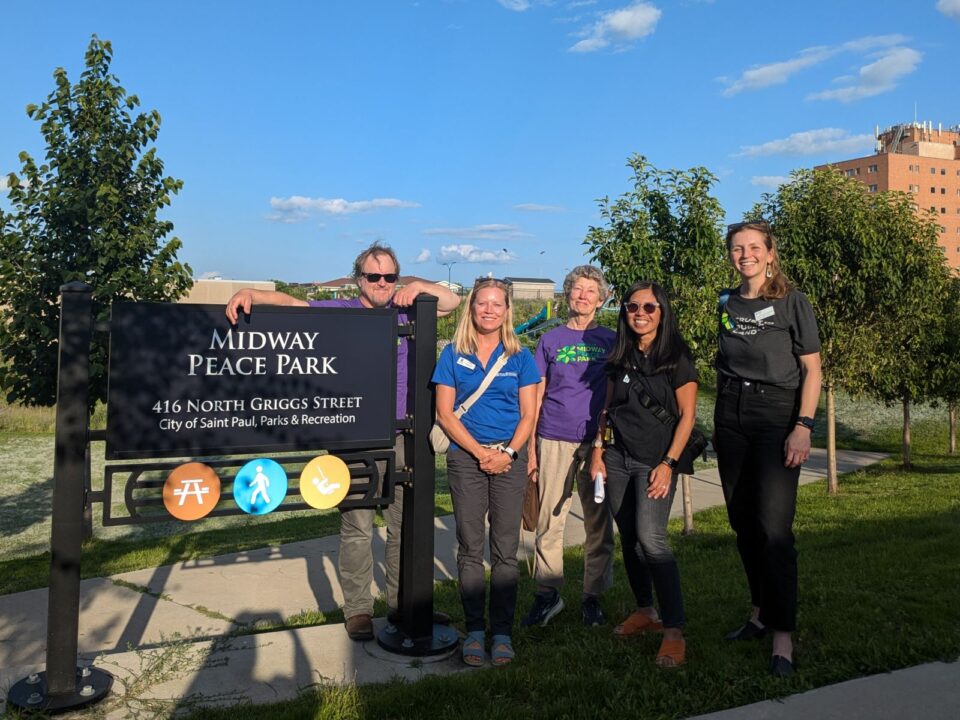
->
[6, 667, 113, 714]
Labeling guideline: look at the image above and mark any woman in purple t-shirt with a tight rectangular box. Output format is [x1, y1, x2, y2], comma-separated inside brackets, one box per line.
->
[520, 266, 616, 630]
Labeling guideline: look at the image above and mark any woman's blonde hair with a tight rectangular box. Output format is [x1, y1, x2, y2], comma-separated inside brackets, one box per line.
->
[452, 279, 522, 356]
[725, 220, 793, 300]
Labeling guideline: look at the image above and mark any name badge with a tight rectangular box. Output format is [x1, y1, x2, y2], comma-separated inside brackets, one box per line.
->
[457, 356, 477, 370]
[754, 306, 775, 321]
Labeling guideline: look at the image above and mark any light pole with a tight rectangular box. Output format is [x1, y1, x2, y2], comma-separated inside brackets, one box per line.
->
[440, 261, 458, 293]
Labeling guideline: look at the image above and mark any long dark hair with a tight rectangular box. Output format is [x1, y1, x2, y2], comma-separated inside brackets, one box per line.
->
[608, 280, 691, 374]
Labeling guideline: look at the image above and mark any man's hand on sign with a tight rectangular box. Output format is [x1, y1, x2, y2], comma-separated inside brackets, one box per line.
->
[225, 290, 255, 324]
[224, 289, 309, 325]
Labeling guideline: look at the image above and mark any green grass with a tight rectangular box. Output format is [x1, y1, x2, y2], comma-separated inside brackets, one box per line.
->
[0, 451, 452, 596]
[178, 455, 960, 720]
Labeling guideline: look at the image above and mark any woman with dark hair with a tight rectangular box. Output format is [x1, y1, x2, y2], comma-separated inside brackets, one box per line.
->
[715, 221, 821, 677]
[589, 280, 697, 668]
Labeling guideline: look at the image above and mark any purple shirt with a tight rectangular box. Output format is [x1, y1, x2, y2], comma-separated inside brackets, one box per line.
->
[534, 324, 616, 442]
[309, 298, 408, 420]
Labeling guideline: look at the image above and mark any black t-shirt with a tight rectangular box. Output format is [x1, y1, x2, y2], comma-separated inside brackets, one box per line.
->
[607, 349, 698, 468]
[716, 289, 820, 390]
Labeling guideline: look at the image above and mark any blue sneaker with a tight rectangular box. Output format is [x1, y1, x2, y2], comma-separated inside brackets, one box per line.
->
[521, 590, 564, 627]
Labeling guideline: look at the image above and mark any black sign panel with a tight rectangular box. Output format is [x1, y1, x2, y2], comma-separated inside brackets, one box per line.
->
[106, 303, 397, 459]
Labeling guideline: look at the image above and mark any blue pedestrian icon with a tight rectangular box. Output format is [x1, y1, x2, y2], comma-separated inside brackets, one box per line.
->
[234, 458, 287, 514]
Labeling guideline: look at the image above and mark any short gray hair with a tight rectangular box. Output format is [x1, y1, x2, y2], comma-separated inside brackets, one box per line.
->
[562, 265, 608, 300]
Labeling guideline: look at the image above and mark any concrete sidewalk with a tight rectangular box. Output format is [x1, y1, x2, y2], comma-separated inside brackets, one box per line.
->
[4, 447, 945, 719]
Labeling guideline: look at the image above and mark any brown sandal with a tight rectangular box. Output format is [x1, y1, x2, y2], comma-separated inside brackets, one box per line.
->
[655, 637, 686, 668]
[613, 610, 664, 637]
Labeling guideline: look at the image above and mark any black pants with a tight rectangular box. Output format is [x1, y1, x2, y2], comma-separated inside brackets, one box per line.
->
[605, 446, 685, 629]
[714, 380, 800, 632]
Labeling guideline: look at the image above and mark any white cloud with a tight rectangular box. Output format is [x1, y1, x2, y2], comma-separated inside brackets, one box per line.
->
[266, 195, 420, 223]
[735, 128, 875, 157]
[498, 0, 531, 11]
[569, 2, 661, 53]
[750, 176, 792, 188]
[513, 203, 565, 213]
[720, 34, 909, 96]
[423, 223, 533, 241]
[937, 0, 960, 20]
[567, 0, 597, 7]
[807, 47, 922, 103]
[414, 248, 432, 263]
[198, 270, 223, 280]
[440, 244, 514, 263]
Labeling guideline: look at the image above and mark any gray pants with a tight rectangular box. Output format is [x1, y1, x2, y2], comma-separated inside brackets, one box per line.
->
[338, 435, 404, 620]
[447, 445, 528, 636]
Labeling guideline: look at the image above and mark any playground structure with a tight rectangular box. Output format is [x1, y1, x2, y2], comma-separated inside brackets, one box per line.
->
[514, 300, 561, 338]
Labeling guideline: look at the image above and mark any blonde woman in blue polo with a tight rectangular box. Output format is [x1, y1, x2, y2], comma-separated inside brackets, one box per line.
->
[433, 278, 541, 667]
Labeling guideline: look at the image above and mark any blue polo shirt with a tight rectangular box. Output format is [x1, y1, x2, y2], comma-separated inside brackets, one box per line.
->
[432, 342, 541, 448]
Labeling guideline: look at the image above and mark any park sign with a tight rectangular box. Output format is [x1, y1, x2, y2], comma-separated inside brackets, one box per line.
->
[105, 303, 397, 459]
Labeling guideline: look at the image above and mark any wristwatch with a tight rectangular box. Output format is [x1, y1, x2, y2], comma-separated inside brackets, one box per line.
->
[593, 438, 604, 449]
[502, 446, 518, 460]
[795, 416, 815, 431]
[662, 455, 678, 470]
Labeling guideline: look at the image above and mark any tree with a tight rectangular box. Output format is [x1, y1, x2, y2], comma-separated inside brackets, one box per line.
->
[930, 278, 960, 454]
[583, 155, 730, 373]
[0, 36, 191, 408]
[752, 168, 878, 493]
[851, 194, 949, 469]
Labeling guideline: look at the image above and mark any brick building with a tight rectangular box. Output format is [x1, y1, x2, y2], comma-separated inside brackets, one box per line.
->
[817, 121, 960, 270]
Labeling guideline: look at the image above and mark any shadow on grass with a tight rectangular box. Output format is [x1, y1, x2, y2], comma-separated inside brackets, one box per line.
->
[183, 462, 960, 720]
[0, 472, 53, 539]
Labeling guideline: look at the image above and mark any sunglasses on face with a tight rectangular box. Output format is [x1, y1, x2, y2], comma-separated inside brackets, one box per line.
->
[624, 301, 660, 314]
[361, 272, 399, 283]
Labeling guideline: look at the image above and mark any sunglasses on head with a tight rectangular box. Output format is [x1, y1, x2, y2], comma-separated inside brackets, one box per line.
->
[361, 272, 399, 283]
[624, 301, 660, 314]
[727, 220, 771, 233]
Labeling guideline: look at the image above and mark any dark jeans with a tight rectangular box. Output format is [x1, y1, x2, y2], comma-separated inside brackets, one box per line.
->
[714, 379, 800, 632]
[604, 446, 685, 629]
[447, 445, 528, 636]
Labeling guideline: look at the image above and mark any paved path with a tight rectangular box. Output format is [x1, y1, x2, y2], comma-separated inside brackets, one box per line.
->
[5, 448, 950, 719]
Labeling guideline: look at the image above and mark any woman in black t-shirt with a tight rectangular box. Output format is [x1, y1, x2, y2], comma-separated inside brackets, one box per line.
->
[590, 280, 698, 669]
[715, 220, 822, 678]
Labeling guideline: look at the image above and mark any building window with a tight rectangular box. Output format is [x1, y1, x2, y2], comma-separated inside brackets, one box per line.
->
[931, 187, 937, 193]
[909, 184, 919, 192]
[942, 188, 947, 194]
[941, 169, 947, 175]
[941, 208, 947, 214]
[931, 206, 937, 212]
[845, 168, 859, 177]
[931, 167, 937, 174]
[868, 184, 878, 192]
[940, 226, 946, 233]
[868, 164, 878, 173]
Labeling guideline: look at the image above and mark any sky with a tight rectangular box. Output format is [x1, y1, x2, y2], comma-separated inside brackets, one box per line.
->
[2, 1, 959, 288]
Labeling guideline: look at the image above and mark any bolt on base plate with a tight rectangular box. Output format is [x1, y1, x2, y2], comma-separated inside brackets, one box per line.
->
[7, 666, 113, 714]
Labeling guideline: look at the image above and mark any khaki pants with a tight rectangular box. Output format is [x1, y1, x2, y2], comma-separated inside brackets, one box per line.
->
[338, 435, 404, 620]
[534, 438, 614, 596]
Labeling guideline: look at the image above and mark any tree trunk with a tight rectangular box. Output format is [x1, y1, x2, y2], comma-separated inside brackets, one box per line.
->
[950, 403, 957, 455]
[681, 473, 694, 535]
[826, 385, 838, 495]
[902, 397, 911, 469]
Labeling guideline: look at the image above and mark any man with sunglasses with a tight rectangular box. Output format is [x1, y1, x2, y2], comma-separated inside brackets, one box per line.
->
[225, 242, 459, 641]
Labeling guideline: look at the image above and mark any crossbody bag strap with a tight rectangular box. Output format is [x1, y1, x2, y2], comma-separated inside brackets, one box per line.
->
[630, 368, 678, 429]
[454, 352, 510, 418]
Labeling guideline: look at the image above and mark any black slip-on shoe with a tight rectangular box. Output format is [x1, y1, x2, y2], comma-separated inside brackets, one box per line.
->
[769, 654, 795, 677]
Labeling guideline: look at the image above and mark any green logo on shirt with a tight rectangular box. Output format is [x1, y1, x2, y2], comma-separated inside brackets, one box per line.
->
[555, 343, 607, 364]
